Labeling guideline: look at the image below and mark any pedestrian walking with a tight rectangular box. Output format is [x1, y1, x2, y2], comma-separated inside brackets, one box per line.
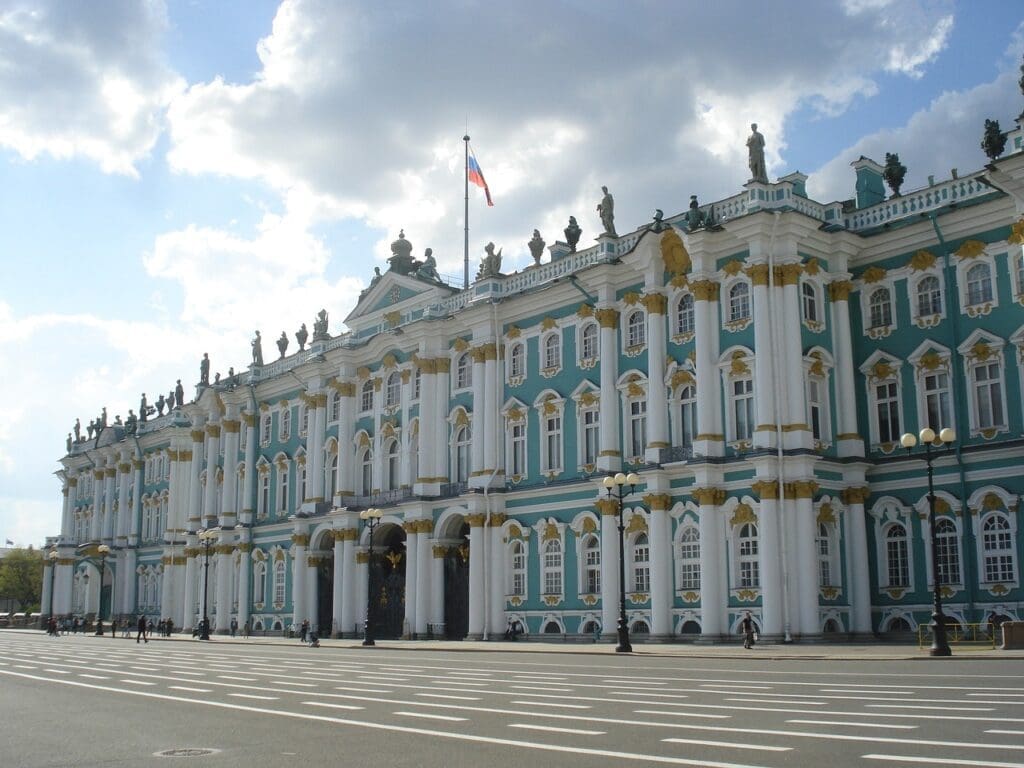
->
[110, 618, 117, 638]
[740, 611, 756, 649]
[300, 619, 309, 643]
[136, 615, 148, 644]
[242, 619, 250, 639]
[230, 618, 238, 638]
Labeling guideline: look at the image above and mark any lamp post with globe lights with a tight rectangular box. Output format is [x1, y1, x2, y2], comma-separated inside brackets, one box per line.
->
[900, 426, 956, 657]
[360, 508, 383, 646]
[94, 544, 110, 635]
[46, 550, 58, 626]
[602, 472, 641, 653]
[198, 528, 220, 640]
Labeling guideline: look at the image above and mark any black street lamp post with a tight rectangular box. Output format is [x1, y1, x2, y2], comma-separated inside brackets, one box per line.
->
[602, 471, 641, 653]
[46, 550, 58, 626]
[198, 528, 219, 641]
[360, 508, 382, 646]
[94, 544, 110, 636]
[900, 426, 956, 657]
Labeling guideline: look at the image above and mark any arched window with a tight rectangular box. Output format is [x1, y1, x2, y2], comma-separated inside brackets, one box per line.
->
[982, 514, 1015, 583]
[966, 262, 993, 306]
[330, 390, 341, 421]
[817, 522, 833, 587]
[384, 439, 400, 491]
[738, 523, 759, 587]
[869, 287, 892, 328]
[632, 533, 650, 592]
[885, 523, 909, 587]
[626, 310, 646, 347]
[299, 404, 309, 437]
[273, 559, 286, 606]
[731, 377, 754, 441]
[580, 323, 598, 361]
[277, 463, 289, 514]
[326, 453, 338, 499]
[295, 463, 306, 509]
[628, 396, 647, 459]
[408, 431, 419, 486]
[359, 448, 372, 495]
[509, 343, 525, 378]
[675, 293, 694, 335]
[542, 539, 563, 595]
[385, 372, 401, 408]
[677, 384, 697, 450]
[543, 333, 560, 370]
[934, 518, 960, 585]
[258, 471, 270, 519]
[729, 282, 750, 322]
[454, 425, 471, 482]
[412, 368, 421, 400]
[360, 381, 374, 413]
[261, 414, 272, 445]
[509, 540, 526, 596]
[253, 560, 266, 605]
[916, 275, 942, 317]
[279, 408, 291, 442]
[801, 282, 818, 323]
[456, 352, 472, 389]
[677, 526, 700, 591]
[581, 534, 600, 594]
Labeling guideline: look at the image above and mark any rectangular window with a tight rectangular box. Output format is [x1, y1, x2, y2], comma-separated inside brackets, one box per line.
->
[544, 416, 562, 472]
[875, 382, 900, 444]
[583, 409, 599, 465]
[923, 371, 951, 431]
[629, 399, 647, 457]
[809, 379, 823, 441]
[510, 422, 526, 477]
[887, 539, 909, 587]
[261, 415, 271, 446]
[585, 550, 600, 594]
[733, 379, 753, 441]
[973, 362, 1004, 430]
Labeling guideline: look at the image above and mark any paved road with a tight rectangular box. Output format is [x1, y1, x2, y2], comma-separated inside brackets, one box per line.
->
[1, 633, 1023, 767]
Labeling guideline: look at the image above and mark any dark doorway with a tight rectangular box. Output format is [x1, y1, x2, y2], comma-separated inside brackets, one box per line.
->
[316, 556, 333, 635]
[443, 523, 470, 639]
[368, 526, 406, 640]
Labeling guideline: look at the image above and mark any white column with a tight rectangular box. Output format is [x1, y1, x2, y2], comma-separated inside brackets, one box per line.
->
[470, 348, 486, 479]
[220, 415, 240, 527]
[416, 368, 437, 488]
[116, 461, 130, 540]
[336, 385, 356, 496]
[435, 360, 450, 481]
[750, 269, 777, 448]
[310, 392, 327, 501]
[430, 543, 445, 628]
[697, 491, 726, 638]
[203, 424, 220, 526]
[415, 524, 431, 636]
[758, 493, 784, 638]
[644, 296, 669, 462]
[404, 523, 418, 637]
[488, 517, 505, 637]
[845, 488, 872, 634]
[102, 465, 116, 540]
[160, 558, 174, 621]
[357, 550, 368, 631]
[597, 309, 620, 472]
[182, 544, 197, 630]
[90, 470, 103, 540]
[236, 543, 250, 632]
[124, 549, 137, 615]
[215, 544, 232, 632]
[189, 426, 205, 530]
[830, 283, 862, 456]
[54, 559, 73, 615]
[794, 487, 819, 637]
[647, 497, 672, 636]
[291, 536, 307, 630]
[781, 269, 809, 448]
[240, 414, 257, 524]
[467, 515, 485, 638]
[331, 533, 344, 636]
[483, 345, 498, 475]
[60, 485, 73, 541]
[340, 532, 356, 635]
[693, 282, 723, 455]
[306, 558, 319, 630]
[598, 501, 618, 637]
[41, 564, 54, 617]
[131, 458, 144, 542]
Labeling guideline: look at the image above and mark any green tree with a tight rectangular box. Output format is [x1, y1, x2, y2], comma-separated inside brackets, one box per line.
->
[0, 547, 44, 613]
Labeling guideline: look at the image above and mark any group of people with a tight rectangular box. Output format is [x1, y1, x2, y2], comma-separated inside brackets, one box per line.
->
[295, 619, 319, 646]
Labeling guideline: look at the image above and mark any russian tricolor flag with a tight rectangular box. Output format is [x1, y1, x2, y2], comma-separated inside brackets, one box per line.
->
[467, 152, 494, 206]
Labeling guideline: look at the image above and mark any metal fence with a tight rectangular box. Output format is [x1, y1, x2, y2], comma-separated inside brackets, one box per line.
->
[917, 622, 997, 650]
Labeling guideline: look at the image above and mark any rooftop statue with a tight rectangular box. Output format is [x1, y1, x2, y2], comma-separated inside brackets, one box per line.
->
[125, 410, 137, 435]
[883, 152, 907, 198]
[214, 372, 221, 384]
[597, 186, 616, 236]
[167, 390, 175, 410]
[415, 248, 442, 282]
[156, 394, 166, 417]
[66, 433, 72, 453]
[74, 418, 81, 442]
[139, 393, 149, 422]
[649, 209, 667, 233]
[200, 353, 210, 385]
[114, 414, 122, 426]
[747, 123, 768, 183]
[564, 216, 582, 252]
[296, 323, 308, 351]
[252, 330, 264, 366]
[313, 309, 329, 340]
[87, 420, 95, 440]
[175, 379, 184, 408]
[277, 331, 289, 359]
[101, 407, 107, 427]
[528, 229, 545, 265]
[686, 195, 705, 231]
[477, 242, 502, 279]
[387, 230, 416, 275]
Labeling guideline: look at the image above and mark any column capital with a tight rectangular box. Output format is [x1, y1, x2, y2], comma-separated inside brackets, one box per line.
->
[466, 513, 486, 527]
[750, 479, 779, 500]
[596, 308, 619, 329]
[841, 486, 871, 505]
[191, 429, 205, 443]
[691, 486, 726, 506]
[690, 280, 720, 302]
[746, 263, 769, 286]
[640, 292, 667, 315]
[828, 280, 854, 302]
[596, 498, 619, 516]
[642, 493, 672, 511]
[290, 533, 310, 547]
[222, 419, 241, 434]
[785, 480, 819, 500]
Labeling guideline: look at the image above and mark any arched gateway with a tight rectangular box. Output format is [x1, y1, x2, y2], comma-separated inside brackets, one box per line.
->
[367, 522, 406, 640]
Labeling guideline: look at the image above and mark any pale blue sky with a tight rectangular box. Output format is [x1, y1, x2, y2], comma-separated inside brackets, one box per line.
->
[1, 0, 1021, 547]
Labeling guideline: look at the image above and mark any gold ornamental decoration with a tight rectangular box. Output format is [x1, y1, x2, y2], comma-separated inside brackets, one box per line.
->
[1007, 217, 1024, 244]
[827, 280, 853, 301]
[861, 266, 887, 284]
[596, 308, 619, 328]
[954, 239, 986, 259]
[908, 249, 937, 271]
[660, 227, 691, 274]
[729, 503, 757, 527]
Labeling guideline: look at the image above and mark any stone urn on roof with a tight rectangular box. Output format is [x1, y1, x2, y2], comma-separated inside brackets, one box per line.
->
[387, 230, 416, 275]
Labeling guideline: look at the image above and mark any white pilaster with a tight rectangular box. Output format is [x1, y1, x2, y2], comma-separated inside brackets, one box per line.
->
[415, 524, 431, 636]
[693, 282, 723, 456]
[647, 499, 672, 636]
[331, 533, 344, 636]
[697, 492, 726, 638]
[597, 309, 621, 472]
[467, 515, 485, 638]
[219, 411, 240, 527]
[340, 532, 356, 635]
[598, 502, 618, 637]
[404, 524, 418, 637]
[644, 296, 669, 462]
[794, 491, 819, 637]
[758, 495, 784, 638]
[846, 488, 872, 634]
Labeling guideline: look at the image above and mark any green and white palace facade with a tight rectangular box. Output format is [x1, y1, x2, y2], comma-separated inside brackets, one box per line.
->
[43, 124, 1024, 642]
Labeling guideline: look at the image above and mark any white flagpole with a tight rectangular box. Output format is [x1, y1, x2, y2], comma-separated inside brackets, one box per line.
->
[463, 134, 470, 289]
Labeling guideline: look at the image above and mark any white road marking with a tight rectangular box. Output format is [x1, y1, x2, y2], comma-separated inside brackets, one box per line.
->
[821, 689, 914, 695]
[663, 738, 791, 753]
[510, 686, 574, 692]
[511, 700, 591, 709]
[604, 680, 667, 686]
[357, 676, 408, 682]
[302, 702, 364, 711]
[79, 674, 110, 680]
[43, 669, 71, 674]
[13, 665, 36, 669]
[121, 679, 155, 686]
[393, 711, 467, 722]
[218, 675, 258, 681]
[633, 710, 731, 720]
[228, 693, 279, 701]
[430, 680, 487, 686]
[334, 686, 393, 694]
[169, 686, 212, 693]
[509, 724, 606, 736]
[786, 720, 916, 730]
[866, 704, 992, 712]
[415, 693, 481, 701]
[700, 684, 772, 690]
[862, 756, 1024, 768]
[988, 730, 1024, 735]
[130, 666, 159, 671]
[270, 680, 315, 687]
[725, 697, 826, 706]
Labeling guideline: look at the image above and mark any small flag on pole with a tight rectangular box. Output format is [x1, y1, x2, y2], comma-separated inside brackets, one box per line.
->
[467, 150, 494, 206]
[4, 539, 13, 546]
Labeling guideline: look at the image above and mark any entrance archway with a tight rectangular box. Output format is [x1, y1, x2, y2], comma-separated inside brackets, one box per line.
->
[313, 535, 334, 636]
[439, 519, 470, 640]
[368, 523, 406, 640]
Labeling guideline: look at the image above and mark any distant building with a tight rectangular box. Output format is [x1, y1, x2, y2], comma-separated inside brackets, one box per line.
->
[43, 118, 1024, 641]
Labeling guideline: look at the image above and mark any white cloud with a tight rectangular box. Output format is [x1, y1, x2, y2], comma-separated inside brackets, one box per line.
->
[0, 0, 183, 175]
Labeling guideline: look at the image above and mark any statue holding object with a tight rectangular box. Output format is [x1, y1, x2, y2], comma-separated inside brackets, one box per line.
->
[597, 186, 616, 236]
[252, 330, 264, 366]
[200, 353, 210, 385]
[477, 242, 502, 279]
[313, 310, 329, 341]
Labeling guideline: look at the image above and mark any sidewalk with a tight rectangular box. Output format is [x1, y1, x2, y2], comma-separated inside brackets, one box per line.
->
[45, 629, 1022, 661]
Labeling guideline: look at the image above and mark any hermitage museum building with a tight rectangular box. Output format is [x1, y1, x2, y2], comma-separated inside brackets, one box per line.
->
[42, 120, 1024, 644]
